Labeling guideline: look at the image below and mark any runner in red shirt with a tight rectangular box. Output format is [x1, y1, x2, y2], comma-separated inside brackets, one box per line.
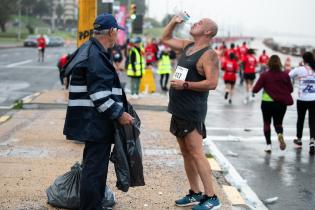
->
[224, 43, 239, 61]
[237, 42, 248, 85]
[37, 34, 46, 62]
[258, 50, 269, 73]
[145, 38, 158, 65]
[243, 49, 257, 103]
[222, 53, 238, 104]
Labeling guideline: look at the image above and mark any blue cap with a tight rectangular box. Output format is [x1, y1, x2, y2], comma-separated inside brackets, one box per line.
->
[132, 37, 142, 43]
[93, 13, 124, 31]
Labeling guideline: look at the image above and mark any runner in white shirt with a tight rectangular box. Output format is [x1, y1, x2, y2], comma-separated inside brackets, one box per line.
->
[289, 52, 315, 155]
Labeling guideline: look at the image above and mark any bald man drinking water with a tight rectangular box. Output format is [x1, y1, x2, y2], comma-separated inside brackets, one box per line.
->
[161, 16, 221, 210]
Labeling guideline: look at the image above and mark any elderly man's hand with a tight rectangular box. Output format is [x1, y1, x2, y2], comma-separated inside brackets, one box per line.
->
[170, 79, 185, 90]
[118, 112, 134, 125]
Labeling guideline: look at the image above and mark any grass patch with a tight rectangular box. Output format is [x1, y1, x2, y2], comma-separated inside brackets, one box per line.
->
[205, 153, 213, 158]
[13, 100, 23, 109]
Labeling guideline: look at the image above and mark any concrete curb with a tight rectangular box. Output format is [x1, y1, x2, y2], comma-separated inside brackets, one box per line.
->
[204, 138, 268, 210]
[0, 115, 11, 124]
[22, 92, 41, 104]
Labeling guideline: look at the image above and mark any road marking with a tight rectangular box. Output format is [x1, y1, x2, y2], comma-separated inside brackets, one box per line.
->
[0, 115, 11, 124]
[15, 65, 56, 69]
[207, 158, 222, 171]
[204, 138, 268, 210]
[6, 59, 32, 68]
[207, 135, 298, 142]
[0, 65, 55, 69]
[206, 126, 298, 131]
[222, 185, 247, 206]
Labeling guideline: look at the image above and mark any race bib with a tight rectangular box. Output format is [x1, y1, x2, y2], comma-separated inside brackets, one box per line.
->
[173, 66, 189, 81]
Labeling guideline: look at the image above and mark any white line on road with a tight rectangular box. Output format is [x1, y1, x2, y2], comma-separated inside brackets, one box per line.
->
[206, 126, 298, 131]
[207, 135, 299, 142]
[0, 65, 55, 69]
[204, 138, 268, 210]
[6, 59, 33, 68]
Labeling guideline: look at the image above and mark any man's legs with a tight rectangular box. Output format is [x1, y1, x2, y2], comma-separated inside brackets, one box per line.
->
[177, 137, 201, 193]
[184, 130, 215, 196]
[80, 141, 111, 210]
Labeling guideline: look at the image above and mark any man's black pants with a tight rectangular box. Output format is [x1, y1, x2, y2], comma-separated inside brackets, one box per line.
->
[80, 141, 112, 210]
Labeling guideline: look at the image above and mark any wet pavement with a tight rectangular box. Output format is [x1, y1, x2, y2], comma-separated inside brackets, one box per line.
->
[206, 73, 314, 210]
[0, 45, 76, 107]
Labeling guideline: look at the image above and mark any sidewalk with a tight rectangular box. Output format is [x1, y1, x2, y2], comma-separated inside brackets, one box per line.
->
[0, 89, 245, 210]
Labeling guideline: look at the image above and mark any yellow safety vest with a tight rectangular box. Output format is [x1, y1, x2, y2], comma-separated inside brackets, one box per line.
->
[127, 47, 145, 77]
[157, 54, 172, 75]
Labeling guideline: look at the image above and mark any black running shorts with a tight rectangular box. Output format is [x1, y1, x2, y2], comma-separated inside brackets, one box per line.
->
[243, 73, 256, 81]
[170, 115, 207, 139]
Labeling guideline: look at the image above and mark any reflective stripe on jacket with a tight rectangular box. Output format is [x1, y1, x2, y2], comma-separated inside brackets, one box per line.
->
[63, 38, 126, 143]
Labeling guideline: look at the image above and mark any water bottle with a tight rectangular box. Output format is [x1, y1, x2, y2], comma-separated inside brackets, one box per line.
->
[173, 7, 193, 36]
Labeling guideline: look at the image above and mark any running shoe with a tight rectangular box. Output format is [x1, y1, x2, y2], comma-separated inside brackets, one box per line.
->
[264, 144, 272, 153]
[278, 133, 286, 150]
[175, 190, 203, 207]
[192, 195, 221, 210]
[310, 141, 315, 155]
[293, 139, 302, 148]
[228, 99, 232, 104]
[224, 92, 228, 100]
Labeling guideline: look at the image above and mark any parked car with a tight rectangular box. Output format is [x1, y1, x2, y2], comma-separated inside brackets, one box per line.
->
[23, 35, 50, 47]
[23, 35, 37, 47]
[48, 36, 65, 47]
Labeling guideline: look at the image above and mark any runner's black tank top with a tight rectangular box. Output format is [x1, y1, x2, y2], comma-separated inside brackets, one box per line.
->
[168, 43, 211, 122]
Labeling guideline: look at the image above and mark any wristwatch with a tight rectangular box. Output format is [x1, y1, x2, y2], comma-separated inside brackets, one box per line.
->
[183, 82, 189, 89]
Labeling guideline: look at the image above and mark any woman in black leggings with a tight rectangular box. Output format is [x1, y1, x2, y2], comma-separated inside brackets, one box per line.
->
[253, 55, 293, 153]
[289, 52, 315, 155]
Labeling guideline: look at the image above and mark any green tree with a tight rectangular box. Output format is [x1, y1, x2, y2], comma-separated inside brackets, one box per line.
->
[0, 0, 17, 32]
[33, 0, 50, 18]
[56, 3, 64, 26]
[21, 0, 37, 16]
[144, 17, 161, 28]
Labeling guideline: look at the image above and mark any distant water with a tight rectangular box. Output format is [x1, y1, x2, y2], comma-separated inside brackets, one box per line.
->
[272, 35, 315, 47]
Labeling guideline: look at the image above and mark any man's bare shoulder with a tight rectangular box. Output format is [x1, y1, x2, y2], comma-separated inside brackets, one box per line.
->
[202, 48, 218, 59]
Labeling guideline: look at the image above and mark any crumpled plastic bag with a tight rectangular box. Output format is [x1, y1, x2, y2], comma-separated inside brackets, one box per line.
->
[46, 162, 115, 209]
[110, 103, 145, 192]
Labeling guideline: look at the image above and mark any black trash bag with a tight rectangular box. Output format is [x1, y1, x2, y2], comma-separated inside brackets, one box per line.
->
[110, 103, 145, 192]
[46, 162, 81, 209]
[46, 162, 116, 209]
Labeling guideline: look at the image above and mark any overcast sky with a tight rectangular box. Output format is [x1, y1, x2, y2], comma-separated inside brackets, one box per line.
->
[146, 0, 315, 45]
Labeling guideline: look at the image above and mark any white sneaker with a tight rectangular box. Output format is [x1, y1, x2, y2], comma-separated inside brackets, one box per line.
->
[264, 144, 272, 153]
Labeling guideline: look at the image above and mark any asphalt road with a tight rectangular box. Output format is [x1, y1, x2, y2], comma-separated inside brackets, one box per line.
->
[206, 81, 314, 210]
[0, 45, 76, 107]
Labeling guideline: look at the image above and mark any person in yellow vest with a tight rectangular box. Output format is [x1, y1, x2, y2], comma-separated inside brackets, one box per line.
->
[127, 37, 145, 98]
[157, 47, 172, 91]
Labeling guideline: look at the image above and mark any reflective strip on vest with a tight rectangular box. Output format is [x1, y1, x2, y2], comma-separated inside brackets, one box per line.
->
[69, 85, 87, 93]
[98, 99, 115, 112]
[127, 48, 145, 77]
[68, 99, 94, 107]
[157, 55, 172, 74]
